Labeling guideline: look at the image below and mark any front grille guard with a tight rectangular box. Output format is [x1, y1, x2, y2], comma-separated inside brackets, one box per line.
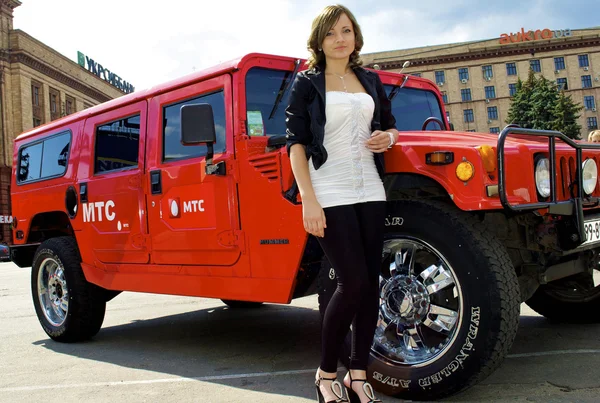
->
[498, 126, 600, 244]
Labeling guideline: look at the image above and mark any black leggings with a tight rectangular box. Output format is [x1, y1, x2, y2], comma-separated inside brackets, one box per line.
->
[317, 201, 386, 372]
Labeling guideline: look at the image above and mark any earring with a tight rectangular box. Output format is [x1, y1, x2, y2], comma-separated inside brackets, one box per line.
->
[318, 48, 322, 51]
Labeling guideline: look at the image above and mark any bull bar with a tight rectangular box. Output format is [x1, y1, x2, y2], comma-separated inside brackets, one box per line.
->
[497, 125, 600, 247]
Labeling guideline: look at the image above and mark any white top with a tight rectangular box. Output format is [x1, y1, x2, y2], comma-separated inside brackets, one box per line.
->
[308, 91, 386, 208]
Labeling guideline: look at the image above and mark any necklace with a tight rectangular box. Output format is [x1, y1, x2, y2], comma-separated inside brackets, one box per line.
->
[328, 71, 351, 92]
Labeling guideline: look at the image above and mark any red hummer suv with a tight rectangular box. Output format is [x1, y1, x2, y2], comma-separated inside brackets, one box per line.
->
[8, 53, 600, 400]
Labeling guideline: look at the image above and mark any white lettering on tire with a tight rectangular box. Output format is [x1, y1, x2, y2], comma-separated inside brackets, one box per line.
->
[418, 307, 481, 389]
[385, 216, 404, 227]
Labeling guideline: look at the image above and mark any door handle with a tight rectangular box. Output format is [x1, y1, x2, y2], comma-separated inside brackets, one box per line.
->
[150, 170, 162, 195]
[79, 182, 88, 203]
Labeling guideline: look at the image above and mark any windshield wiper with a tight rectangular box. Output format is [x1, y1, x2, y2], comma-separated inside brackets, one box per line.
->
[269, 58, 301, 120]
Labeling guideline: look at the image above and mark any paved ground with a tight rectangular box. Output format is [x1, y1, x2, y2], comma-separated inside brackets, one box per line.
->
[1, 262, 599, 403]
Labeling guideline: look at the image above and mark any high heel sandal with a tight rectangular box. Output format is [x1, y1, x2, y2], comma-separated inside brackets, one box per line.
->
[345, 372, 382, 403]
[315, 373, 348, 403]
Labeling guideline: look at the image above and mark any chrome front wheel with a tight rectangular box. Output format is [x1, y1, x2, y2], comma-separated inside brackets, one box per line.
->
[373, 237, 463, 367]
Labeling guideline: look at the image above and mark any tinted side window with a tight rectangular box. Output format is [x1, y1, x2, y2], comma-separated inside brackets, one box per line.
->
[41, 133, 70, 177]
[17, 131, 71, 183]
[95, 115, 140, 173]
[163, 90, 226, 161]
[18, 142, 43, 182]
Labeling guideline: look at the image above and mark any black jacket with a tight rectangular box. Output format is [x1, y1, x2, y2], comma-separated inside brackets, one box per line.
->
[285, 66, 397, 180]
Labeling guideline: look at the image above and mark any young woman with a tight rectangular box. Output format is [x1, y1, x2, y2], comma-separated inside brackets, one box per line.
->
[285, 5, 398, 403]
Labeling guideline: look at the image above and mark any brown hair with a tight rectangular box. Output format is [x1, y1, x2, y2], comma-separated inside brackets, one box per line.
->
[306, 4, 364, 71]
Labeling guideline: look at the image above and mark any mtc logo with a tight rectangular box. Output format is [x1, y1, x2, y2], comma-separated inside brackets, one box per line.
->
[83, 201, 116, 222]
[169, 199, 205, 218]
[184, 200, 205, 213]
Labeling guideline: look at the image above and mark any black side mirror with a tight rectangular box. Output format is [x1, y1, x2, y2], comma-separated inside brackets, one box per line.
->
[181, 103, 217, 146]
[180, 104, 224, 175]
[449, 122, 455, 131]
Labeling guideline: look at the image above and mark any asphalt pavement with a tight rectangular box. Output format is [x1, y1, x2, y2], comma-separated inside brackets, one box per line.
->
[1, 262, 599, 402]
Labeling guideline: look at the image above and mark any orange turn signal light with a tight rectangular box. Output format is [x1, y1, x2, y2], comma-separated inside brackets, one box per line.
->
[426, 151, 454, 165]
[456, 161, 475, 182]
[476, 145, 497, 173]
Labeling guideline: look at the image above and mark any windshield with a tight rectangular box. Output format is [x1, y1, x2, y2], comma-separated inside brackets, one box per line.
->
[244, 67, 446, 136]
[384, 85, 446, 131]
[245, 67, 292, 137]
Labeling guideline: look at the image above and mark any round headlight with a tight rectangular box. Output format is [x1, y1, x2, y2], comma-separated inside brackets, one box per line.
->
[535, 158, 551, 198]
[582, 159, 598, 195]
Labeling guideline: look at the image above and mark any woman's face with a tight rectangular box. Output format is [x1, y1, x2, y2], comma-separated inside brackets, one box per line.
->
[592, 136, 600, 143]
[321, 13, 355, 63]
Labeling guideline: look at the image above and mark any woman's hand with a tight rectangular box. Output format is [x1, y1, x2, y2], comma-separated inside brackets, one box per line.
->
[302, 198, 327, 237]
[367, 130, 397, 153]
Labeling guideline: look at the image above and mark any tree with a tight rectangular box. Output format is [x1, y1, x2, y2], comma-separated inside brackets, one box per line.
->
[506, 69, 584, 139]
[553, 90, 583, 139]
[506, 69, 536, 128]
[530, 76, 558, 131]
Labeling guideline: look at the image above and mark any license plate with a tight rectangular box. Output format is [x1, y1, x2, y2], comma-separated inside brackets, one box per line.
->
[582, 218, 600, 245]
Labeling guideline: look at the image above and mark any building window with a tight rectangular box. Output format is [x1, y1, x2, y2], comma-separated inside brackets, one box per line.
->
[32, 84, 40, 106]
[579, 54, 590, 68]
[31, 80, 44, 127]
[461, 88, 472, 102]
[458, 68, 469, 81]
[411, 72, 422, 77]
[509, 83, 517, 97]
[506, 62, 517, 76]
[482, 65, 493, 79]
[588, 117, 598, 130]
[446, 111, 450, 122]
[441, 91, 448, 104]
[530, 59, 541, 73]
[435, 71, 445, 84]
[582, 75, 592, 89]
[488, 106, 498, 120]
[584, 96, 596, 110]
[556, 78, 568, 90]
[490, 127, 500, 134]
[485, 86, 496, 99]
[95, 115, 140, 173]
[554, 57, 565, 71]
[463, 109, 474, 123]
[65, 95, 75, 115]
[49, 88, 61, 121]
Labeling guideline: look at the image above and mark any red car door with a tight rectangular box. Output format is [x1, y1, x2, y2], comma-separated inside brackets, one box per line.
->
[77, 100, 149, 265]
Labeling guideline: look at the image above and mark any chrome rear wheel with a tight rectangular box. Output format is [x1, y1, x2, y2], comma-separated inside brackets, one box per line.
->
[37, 257, 69, 327]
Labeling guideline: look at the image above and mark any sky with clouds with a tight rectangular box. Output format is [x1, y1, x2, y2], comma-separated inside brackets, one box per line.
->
[13, 0, 599, 91]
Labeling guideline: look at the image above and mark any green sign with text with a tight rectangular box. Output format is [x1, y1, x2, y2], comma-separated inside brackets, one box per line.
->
[77, 51, 135, 94]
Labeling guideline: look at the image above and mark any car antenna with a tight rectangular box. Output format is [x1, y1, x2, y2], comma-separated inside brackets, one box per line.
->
[389, 61, 411, 101]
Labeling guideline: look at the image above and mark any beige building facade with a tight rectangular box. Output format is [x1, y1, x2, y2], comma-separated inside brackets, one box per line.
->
[363, 27, 600, 138]
[0, 0, 127, 242]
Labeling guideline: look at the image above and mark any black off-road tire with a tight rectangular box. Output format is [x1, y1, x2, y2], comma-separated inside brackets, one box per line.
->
[31, 236, 106, 342]
[318, 200, 521, 401]
[526, 272, 600, 323]
[221, 300, 264, 309]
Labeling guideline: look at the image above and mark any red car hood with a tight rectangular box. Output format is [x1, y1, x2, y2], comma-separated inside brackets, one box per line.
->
[397, 131, 589, 152]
